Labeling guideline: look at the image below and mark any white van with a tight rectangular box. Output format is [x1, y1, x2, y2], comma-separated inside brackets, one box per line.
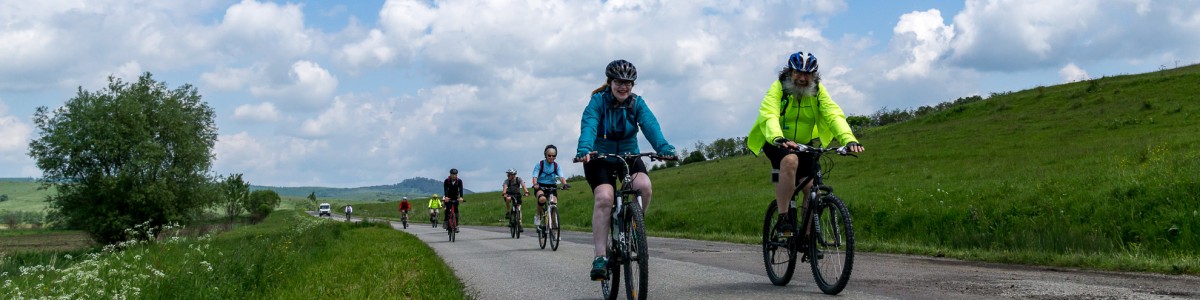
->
[318, 203, 332, 217]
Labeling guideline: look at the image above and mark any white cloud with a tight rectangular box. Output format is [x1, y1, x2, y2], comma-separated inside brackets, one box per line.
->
[887, 9, 954, 80]
[249, 60, 339, 110]
[233, 102, 282, 122]
[949, 0, 1100, 71]
[0, 101, 31, 155]
[215, 0, 314, 59]
[1059, 63, 1090, 82]
[202, 65, 263, 91]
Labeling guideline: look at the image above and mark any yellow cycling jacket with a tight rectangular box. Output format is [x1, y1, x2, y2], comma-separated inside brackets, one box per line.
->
[428, 197, 443, 209]
[747, 81, 858, 156]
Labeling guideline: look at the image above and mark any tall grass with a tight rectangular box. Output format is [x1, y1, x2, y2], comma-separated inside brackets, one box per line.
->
[0, 211, 469, 299]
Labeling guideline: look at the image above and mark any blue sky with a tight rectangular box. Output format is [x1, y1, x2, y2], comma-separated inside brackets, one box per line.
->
[1, 0, 1198, 192]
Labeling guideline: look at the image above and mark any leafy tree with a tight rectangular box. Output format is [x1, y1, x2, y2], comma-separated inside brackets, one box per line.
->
[27, 73, 217, 244]
[219, 173, 250, 223]
[307, 191, 318, 207]
[683, 149, 707, 164]
[244, 190, 281, 222]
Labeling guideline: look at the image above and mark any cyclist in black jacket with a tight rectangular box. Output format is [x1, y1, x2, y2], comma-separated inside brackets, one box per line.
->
[443, 168, 465, 232]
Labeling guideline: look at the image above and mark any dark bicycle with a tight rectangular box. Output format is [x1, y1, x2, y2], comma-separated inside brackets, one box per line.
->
[446, 200, 460, 242]
[508, 194, 523, 239]
[762, 144, 856, 295]
[430, 208, 439, 228]
[577, 152, 673, 300]
[401, 211, 409, 229]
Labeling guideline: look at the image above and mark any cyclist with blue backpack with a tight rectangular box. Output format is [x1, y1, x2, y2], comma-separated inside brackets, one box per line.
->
[576, 59, 677, 280]
[746, 51, 864, 237]
[532, 145, 570, 232]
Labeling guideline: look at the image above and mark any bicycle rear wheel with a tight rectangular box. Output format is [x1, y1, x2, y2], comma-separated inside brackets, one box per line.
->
[762, 200, 797, 286]
[809, 195, 854, 295]
[549, 205, 561, 251]
[623, 198, 648, 300]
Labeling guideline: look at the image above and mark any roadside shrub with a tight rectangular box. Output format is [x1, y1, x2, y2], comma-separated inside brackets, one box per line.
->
[245, 190, 282, 223]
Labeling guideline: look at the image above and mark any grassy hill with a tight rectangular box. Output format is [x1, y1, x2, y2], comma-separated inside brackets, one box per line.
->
[354, 64, 1200, 274]
[254, 177, 473, 201]
[0, 181, 54, 213]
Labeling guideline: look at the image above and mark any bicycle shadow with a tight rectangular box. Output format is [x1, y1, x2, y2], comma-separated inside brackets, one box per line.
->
[687, 281, 820, 297]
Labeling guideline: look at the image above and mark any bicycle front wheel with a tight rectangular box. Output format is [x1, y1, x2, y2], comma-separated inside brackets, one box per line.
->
[510, 208, 519, 239]
[809, 195, 854, 295]
[762, 200, 797, 286]
[538, 211, 548, 249]
[549, 205, 561, 251]
[448, 212, 457, 242]
[623, 198, 648, 300]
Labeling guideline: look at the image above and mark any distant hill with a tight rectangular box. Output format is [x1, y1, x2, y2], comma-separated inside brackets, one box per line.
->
[0, 178, 35, 183]
[252, 177, 473, 201]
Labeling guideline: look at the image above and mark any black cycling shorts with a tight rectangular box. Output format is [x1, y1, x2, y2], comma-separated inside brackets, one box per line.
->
[583, 157, 648, 190]
[536, 185, 558, 206]
[762, 142, 817, 184]
[506, 193, 522, 205]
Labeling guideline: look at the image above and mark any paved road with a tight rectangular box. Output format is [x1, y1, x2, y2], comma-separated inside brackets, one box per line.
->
[336, 214, 1200, 299]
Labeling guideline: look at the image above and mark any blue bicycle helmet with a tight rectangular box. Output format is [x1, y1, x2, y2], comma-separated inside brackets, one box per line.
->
[787, 51, 818, 73]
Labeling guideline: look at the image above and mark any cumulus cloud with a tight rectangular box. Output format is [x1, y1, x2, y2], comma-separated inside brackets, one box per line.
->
[214, 0, 314, 59]
[887, 9, 954, 79]
[0, 101, 31, 155]
[249, 60, 339, 110]
[1059, 63, 1090, 82]
[202, 65, 263, 91]
[233, 102, 283, 122]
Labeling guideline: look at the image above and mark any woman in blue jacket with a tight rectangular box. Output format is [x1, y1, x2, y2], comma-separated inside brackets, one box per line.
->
[576, 59, 676, 281]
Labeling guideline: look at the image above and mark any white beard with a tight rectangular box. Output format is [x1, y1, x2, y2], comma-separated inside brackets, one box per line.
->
[782, 79, 818, 97]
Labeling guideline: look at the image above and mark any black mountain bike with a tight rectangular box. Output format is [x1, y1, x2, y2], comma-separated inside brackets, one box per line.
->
[430, 209, 439, 228]
[508, 194, 523, 239]
[762, 144, 856, 295]
[578, 152, 673, 300]
[401, 212, 409, 229]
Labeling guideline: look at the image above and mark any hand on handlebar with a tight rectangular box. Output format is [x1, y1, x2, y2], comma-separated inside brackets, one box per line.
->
[562, 183, 572, 190]
[845, 141, 865, 153]
[574, 152, 597, 163]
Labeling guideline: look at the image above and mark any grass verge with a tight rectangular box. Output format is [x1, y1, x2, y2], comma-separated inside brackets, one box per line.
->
[0, 210, 469, 299]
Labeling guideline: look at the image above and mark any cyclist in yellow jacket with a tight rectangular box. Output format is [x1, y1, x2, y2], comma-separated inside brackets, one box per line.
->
[428, 194, 443, 227]
[747, 51, 864, 237]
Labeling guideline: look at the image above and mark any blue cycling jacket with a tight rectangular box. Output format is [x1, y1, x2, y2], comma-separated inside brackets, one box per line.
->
[576, 87, 675, 159]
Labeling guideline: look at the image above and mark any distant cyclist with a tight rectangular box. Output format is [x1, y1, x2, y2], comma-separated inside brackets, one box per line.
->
[344, 204, 354, 221]
[428, 194, 443, 227]
[532, 144, 570, 233]
[502, 168, 530, 224]
[576, 60, 676, 280]
[746, 51, 864, 237]
[443, 168, 465, 233]
[399, 197, 411, 220]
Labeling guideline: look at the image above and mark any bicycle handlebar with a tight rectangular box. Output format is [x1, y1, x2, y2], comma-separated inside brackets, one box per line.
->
[573, 152, 678, 163]
[782, 143, 859, 157]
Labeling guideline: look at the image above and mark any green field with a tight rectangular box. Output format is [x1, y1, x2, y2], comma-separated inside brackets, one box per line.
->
[353, 65, 1200, 274]
[0, 181, 54, 212]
